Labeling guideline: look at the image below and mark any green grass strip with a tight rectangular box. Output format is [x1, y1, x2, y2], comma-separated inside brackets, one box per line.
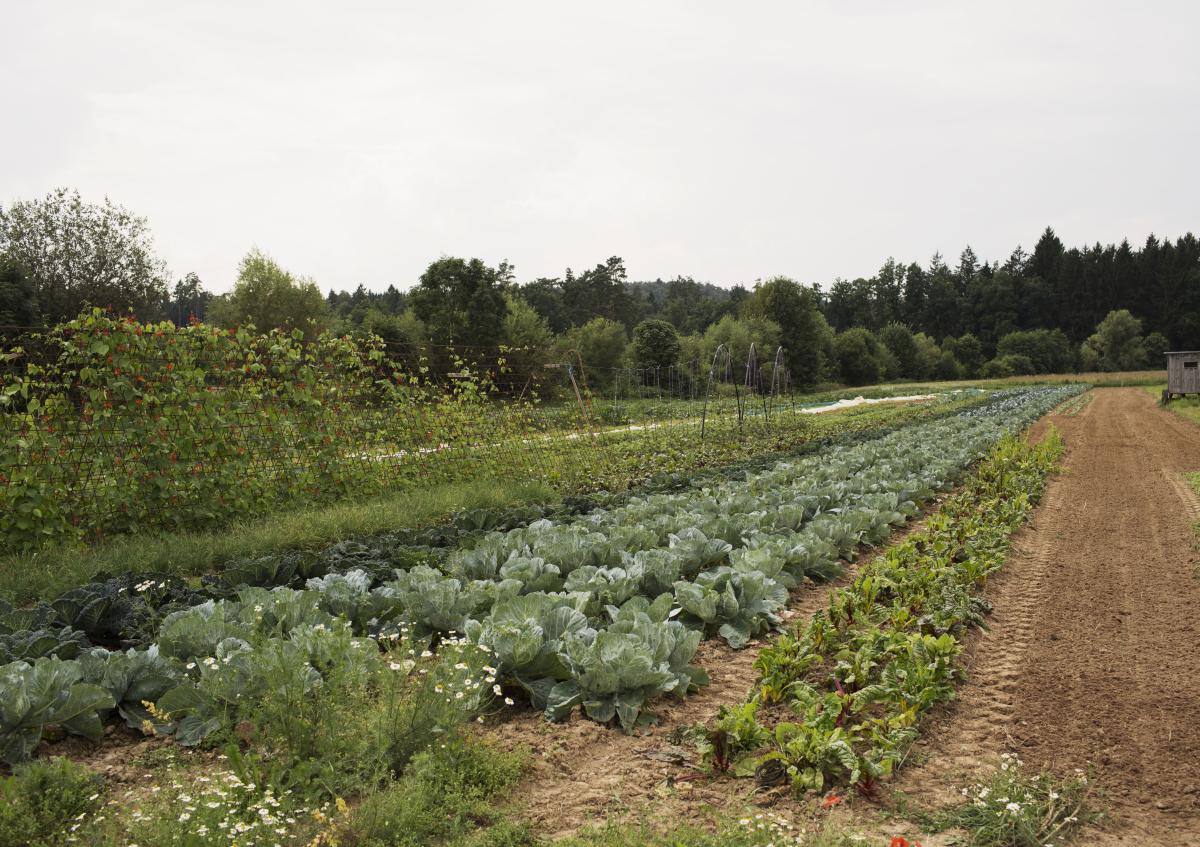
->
[1148, 383, 1200, 427]
[0, 478, 554, 604]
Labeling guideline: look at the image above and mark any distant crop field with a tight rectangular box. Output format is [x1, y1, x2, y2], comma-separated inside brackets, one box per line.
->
[843, 370, 1165, 395]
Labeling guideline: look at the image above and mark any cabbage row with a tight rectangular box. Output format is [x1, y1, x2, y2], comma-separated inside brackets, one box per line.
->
[0, 387, 1082, 759]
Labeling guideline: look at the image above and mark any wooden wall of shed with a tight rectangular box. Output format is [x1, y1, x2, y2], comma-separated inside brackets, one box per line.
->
[1167, 353, 1200, 393]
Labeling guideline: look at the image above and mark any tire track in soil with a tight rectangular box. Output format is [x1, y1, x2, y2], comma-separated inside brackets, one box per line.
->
[898, 389, 1200, 847]
[928, 528, 1056, 775]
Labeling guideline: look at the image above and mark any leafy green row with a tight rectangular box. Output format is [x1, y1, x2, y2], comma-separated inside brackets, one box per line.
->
[0, 387, 1079, 758]
[705, 429, 1064, 792]
[1, 388, 986, 644]
[0, 580, 487, 763]
[605, 388, 991, 498]
[0, 500, 594, 657]
[440, 389, 1077, 729]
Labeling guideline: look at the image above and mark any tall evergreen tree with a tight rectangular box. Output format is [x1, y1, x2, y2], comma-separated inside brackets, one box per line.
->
[562, 257, 635, 329]
[1029, 226, 1064, 282]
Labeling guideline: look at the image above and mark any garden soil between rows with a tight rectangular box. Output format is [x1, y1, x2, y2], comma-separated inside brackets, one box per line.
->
[898, 387, 1200, 846]
[488, 388, 1200, 845]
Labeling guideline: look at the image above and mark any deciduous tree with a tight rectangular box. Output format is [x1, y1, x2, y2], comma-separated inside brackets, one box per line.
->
[745, 277, 832, 387]
[209, 249, 329, 338]
[408, 257, 508, 350]
[0, 187, 169, 324]
[0, 260, 37, 326]
[631, 319, 681, 369]
[1081, 309, 1146, 371]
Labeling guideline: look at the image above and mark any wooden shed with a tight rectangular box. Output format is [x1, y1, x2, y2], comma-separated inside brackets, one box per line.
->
[1164, 351, 1200, 401]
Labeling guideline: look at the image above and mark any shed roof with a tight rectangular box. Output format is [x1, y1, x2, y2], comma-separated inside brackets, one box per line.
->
[1165, 351, 1200, 355]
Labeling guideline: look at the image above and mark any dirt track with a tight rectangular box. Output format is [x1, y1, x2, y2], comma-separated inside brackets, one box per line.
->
[902, 388, 1200, 845]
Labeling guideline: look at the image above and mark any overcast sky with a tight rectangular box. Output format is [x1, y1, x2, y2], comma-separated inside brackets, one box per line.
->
[3, 1, 1198, 294]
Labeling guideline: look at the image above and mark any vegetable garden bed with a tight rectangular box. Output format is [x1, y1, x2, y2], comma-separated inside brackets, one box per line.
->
[704, 427, 1065, 796]
[1, 386, 1081, 769]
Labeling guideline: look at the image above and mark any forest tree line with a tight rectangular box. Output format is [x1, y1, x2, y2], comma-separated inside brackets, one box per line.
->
[1, 188, 1195, 388]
